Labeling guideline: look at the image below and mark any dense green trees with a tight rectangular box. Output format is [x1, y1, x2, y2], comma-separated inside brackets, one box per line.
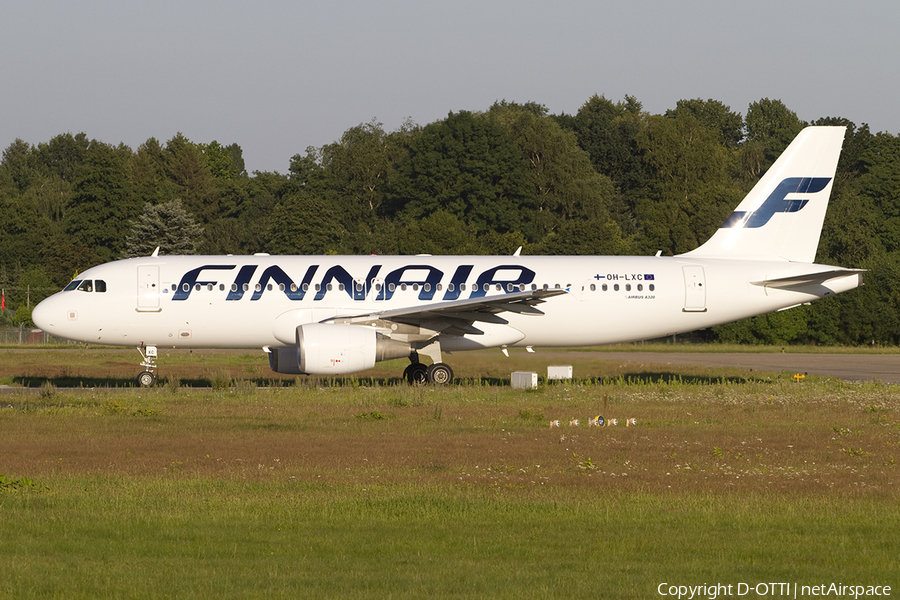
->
[123, 199, 204, 258]
[2, 94, 900, 344]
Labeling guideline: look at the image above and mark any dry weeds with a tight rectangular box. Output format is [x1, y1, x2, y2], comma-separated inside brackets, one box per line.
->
[2, 372, 897, 499]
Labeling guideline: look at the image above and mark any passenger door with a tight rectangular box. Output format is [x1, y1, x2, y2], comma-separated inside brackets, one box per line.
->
[137, 265, 161, 312]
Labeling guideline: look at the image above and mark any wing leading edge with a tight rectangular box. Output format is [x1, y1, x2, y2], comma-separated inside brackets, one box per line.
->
[328, 288, 568, 336]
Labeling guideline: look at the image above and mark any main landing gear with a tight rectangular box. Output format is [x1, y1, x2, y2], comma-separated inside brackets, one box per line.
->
[402, 357, 454, 385]
[137, 345, 158, 387]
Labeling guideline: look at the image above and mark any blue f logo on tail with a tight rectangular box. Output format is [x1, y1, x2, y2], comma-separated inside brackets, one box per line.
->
[722, 177, 832, 229]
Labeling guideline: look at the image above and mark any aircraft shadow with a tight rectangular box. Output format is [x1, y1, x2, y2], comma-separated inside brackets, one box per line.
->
[11, 370, 765, 389]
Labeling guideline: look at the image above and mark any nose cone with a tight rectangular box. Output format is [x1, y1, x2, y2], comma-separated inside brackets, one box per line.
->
[32, 295, 59, 332]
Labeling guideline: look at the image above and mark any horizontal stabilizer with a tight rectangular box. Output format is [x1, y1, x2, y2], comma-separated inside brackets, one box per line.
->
[751, 269, 865, 289]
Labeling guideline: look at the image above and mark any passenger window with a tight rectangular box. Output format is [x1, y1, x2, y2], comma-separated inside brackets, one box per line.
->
[207, 284, 213, 291]
[590, 284, 596, 291]
[637, 284, 643, 291]
[602, 284, 608, 291]
[219, 284, 225, 291]
[625, 284, 631, 291]
[614, 284, 620, 291]
[400, 284, 407, 291]
[183, 283, 190, 292]
[649, 284, 655, 291]
[447, 283, 455, 292]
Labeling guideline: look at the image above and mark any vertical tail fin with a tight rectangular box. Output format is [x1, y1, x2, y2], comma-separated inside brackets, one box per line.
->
[681, 126, 846, 263]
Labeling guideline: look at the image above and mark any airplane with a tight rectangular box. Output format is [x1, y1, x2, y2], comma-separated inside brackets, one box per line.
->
[32, 126, 863, 386]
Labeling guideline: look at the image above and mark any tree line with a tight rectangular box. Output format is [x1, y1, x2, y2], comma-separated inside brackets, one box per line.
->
[2, 96, 898, 345]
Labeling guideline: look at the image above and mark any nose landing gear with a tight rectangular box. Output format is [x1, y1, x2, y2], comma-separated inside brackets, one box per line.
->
[137, 345, 158, 387]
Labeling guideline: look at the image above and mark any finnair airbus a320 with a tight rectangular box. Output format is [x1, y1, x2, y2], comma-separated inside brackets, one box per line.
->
[33, 126, 863, 386]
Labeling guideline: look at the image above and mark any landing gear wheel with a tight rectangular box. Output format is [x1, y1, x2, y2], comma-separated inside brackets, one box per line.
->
[137, 370, 156, 388]
[426, 363, 454, 385]
[403, 363, 428, 385]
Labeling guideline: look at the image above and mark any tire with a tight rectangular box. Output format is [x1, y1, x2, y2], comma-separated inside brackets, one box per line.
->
[404, 363, 428, 385]
[137, 371, 156, 387]
[426, 363, 454, 385]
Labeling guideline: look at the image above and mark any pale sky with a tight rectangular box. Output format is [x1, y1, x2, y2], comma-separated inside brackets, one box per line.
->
[2, 0, 897, 174]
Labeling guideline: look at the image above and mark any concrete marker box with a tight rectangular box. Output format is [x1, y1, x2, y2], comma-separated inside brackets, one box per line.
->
[511, 371, 538, 389]
[547, 365, 573, 380]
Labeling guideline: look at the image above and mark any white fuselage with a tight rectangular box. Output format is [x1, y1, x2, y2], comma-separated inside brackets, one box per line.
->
[33, 254, 861, 350]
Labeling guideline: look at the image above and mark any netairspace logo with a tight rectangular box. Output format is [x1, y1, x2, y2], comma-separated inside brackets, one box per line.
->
[657, 582, 892, 599]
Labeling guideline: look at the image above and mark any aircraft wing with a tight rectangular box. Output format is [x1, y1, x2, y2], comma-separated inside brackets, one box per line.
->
[328, 288, 568, 336]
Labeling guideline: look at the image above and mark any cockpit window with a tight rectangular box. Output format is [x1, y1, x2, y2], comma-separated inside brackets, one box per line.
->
[64, 279, 106, 292]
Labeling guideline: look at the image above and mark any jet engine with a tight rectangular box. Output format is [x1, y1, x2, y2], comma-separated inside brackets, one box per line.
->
[268, 323, 410, 375]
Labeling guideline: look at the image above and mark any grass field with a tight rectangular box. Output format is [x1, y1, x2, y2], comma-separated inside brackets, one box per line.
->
[1, 348, 898, 598]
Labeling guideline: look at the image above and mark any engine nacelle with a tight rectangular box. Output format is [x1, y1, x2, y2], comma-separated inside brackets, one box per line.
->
[268, 323, 411, 375]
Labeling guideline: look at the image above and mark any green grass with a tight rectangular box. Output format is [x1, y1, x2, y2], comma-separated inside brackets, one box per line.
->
[1, 355, 899, 598]
[2, 478, 897, 599]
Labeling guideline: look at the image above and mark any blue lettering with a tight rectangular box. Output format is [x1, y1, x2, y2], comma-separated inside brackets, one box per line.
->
[225, 265, 258, 301]
[379, 265, 444, 301]
[356, 265, 382, 300]
[174, 265, 236, 301]
[442, 265, 474, 300]
[470, 265, 536, 298]
[313, 266, 356, 301]
[251, 265, 319, 301]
